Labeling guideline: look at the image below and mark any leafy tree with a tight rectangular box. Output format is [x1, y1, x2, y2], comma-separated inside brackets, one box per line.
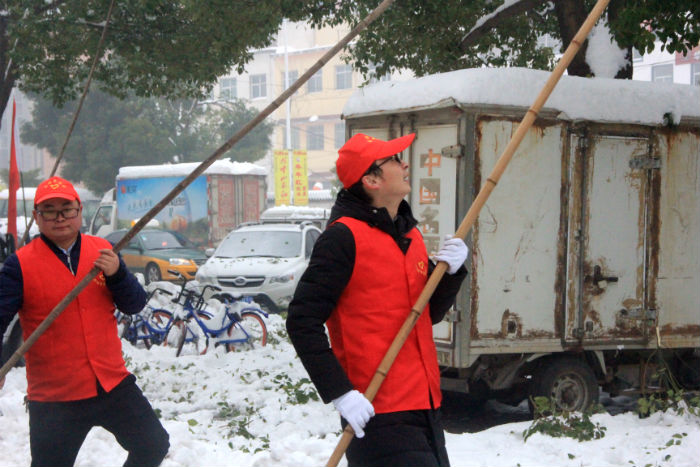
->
[0, 0, 306, 130]
[20, 92, 273, 193]
[0, 168, 42, 187]
[301, 0, 699, 80]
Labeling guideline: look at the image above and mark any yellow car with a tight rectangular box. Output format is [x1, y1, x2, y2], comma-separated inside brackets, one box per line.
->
[105, 229, 207, 284]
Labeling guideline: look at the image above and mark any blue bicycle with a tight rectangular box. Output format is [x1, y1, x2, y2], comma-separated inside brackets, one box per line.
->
[116, 287, 177, 348]
[174, 292, 269, 356]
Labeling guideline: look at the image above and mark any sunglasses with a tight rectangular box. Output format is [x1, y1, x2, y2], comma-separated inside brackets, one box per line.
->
[375, 154, 402, 169]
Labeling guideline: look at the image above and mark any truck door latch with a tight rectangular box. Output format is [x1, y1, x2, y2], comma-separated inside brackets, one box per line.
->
[592, 265, 618, 284]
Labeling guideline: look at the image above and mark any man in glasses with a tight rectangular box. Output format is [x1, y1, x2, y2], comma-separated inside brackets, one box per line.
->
[287, 133, 468, 466]
[0, 176, 169, 466]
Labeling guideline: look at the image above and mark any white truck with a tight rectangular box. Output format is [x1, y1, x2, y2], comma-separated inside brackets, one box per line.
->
[342, 68, 700, 410]
[89, 159, 267, 246]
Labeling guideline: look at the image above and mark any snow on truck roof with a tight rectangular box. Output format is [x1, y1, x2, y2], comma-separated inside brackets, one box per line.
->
[342, 67, 700, 126]
[117, 158, 266, 179]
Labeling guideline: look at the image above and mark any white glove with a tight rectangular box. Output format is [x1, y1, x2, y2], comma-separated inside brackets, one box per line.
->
[332, 390, 375, 438]
[434, 235, 469, 274]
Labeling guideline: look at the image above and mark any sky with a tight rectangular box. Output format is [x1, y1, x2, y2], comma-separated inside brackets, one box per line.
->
[1, 306, 698, 467]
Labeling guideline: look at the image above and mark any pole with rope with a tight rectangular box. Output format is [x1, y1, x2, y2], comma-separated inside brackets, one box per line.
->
[325, 0, 611, 465]
[0, 0, 398, 379]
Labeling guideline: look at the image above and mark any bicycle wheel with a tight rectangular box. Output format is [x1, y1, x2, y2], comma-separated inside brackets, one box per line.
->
[139, 324, 153, 349]
[175, 322, 204, 357]
[225, 312, 267, 351]
[147, 309, 172, 345]
[116, 315, 131, 340]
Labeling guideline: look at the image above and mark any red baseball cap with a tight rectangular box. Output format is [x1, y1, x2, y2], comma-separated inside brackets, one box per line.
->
[336, 133, 416, 188]
[34, 176, 81, 207]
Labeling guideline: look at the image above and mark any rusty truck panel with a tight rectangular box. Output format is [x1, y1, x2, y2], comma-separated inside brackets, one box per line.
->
[343, 69, 700, 403]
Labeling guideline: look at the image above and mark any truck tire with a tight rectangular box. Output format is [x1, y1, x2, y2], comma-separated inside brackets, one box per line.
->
[529, 356, 598, 414]
[145, 263, 162, 284]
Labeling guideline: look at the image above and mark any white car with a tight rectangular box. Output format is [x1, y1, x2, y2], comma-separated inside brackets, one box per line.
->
[195, 223, 322, 312]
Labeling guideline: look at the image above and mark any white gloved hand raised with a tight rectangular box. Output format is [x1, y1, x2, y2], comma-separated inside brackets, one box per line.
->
[434, 234, 469, 274]
[332, 389, 375, 438]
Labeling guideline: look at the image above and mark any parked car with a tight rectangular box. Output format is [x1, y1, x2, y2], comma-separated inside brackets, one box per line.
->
[195, 222, 322, 312]
[105, 229, 207, 284]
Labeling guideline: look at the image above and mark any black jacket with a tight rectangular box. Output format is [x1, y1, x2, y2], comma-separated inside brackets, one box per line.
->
[286, 189, 467, 404]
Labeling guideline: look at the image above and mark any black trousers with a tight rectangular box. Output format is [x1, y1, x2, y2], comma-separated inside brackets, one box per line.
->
[345, 409, 450, 467]
[27, 375, 169, 467]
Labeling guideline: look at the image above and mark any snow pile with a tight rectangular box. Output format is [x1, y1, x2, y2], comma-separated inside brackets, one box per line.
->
[1, 313, 698, 466]
[586, 22, 628, 79]
[343, 67, 700, 126]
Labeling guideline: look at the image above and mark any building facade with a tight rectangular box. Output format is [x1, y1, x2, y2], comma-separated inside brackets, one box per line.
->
[212, 21, 406, 195]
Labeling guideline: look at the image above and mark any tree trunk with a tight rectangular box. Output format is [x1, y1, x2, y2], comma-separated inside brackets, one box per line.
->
[0, 15, 16, 132]
[554, 0, 592, 77]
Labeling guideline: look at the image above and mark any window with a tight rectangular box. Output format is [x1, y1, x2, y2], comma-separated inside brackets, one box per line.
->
[307, 69, 323, 93]
[91, 206, 113, 235]
[250, 74, 267, 98]
[280, 70, 298, 90]
[651, 64, 673, 83]
[368, 63, 391, 84]
[219, 77, 237, 100]
[335, 65, 352, 89]
[291, 127, 301, 150]
[692, 63, 700, 86]
[305, 229, 320, 258]
[307, 125, 324, 150]
[334, 123, 345, 149]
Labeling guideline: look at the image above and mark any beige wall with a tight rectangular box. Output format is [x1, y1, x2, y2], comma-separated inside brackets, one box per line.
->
[272, 48, 357, 175]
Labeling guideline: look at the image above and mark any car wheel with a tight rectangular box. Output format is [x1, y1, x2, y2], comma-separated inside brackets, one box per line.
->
[529, 356, 598, 414]
[145, 263, 162, 284]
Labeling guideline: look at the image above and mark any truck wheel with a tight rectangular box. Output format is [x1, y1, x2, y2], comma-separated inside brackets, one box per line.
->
[145, 263, 162, 284]
[529, 357, 598, 414]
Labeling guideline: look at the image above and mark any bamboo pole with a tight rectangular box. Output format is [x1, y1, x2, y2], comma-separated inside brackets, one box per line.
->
[325, 0, 611, 465]
[0, 0, 398, 380]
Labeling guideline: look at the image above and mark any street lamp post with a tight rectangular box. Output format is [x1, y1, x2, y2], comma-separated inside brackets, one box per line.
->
[283, 19, 294, 206]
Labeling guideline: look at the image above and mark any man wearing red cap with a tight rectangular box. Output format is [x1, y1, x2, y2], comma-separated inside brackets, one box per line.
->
[0, 176, 169, 466]
[287, 133, 468, 466]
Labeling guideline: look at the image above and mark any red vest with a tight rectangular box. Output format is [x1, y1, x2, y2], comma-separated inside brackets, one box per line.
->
[17, 235, 129, 401]
[327, 217, 442, 414]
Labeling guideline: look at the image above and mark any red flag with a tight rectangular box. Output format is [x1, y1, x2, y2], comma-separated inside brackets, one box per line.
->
[8, 99, 20, 242]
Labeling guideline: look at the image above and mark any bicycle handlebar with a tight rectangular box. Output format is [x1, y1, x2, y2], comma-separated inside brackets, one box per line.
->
[147, 288, 174, 301]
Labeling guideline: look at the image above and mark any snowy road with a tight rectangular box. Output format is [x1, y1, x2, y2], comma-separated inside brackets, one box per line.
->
[0, 314, 698, 467]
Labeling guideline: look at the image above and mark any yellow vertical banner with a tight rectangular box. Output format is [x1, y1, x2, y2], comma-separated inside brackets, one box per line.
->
[274, 149, 291, 206]
[293, 150, 308, 206]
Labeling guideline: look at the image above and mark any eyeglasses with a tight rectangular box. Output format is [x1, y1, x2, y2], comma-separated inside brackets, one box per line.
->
[375, 154, 402, 169]
[36, 207, 81, 221]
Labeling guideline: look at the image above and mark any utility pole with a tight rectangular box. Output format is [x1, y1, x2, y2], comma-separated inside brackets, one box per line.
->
[283, 19, 294, 205]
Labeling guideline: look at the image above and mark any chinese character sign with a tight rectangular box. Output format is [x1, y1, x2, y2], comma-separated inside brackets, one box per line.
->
[274, 149, 291, 206]
[293, 150, 308, 206]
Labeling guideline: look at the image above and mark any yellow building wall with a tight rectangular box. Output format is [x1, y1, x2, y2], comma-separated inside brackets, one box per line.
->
[272, 48, 357, 175]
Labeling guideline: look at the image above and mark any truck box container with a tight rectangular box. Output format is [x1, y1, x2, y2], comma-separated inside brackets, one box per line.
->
[90, 159, 267, 246]
[342, 67, 700, 410]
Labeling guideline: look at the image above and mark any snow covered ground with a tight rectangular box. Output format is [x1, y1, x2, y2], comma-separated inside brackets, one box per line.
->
[1, 313, 698, 467]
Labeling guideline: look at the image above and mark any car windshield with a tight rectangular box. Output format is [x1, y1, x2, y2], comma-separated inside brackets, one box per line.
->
[217, 230, 301, 258]
[139, 231, 186, 250]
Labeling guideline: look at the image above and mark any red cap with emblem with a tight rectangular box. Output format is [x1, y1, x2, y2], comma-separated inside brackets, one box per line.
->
[34, 176, 81, 207]
[336, 133, 416, 188]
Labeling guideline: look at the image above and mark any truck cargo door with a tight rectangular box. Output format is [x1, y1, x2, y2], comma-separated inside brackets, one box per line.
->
[573, 135, 654, 343]
[408, 125, 460, 350]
